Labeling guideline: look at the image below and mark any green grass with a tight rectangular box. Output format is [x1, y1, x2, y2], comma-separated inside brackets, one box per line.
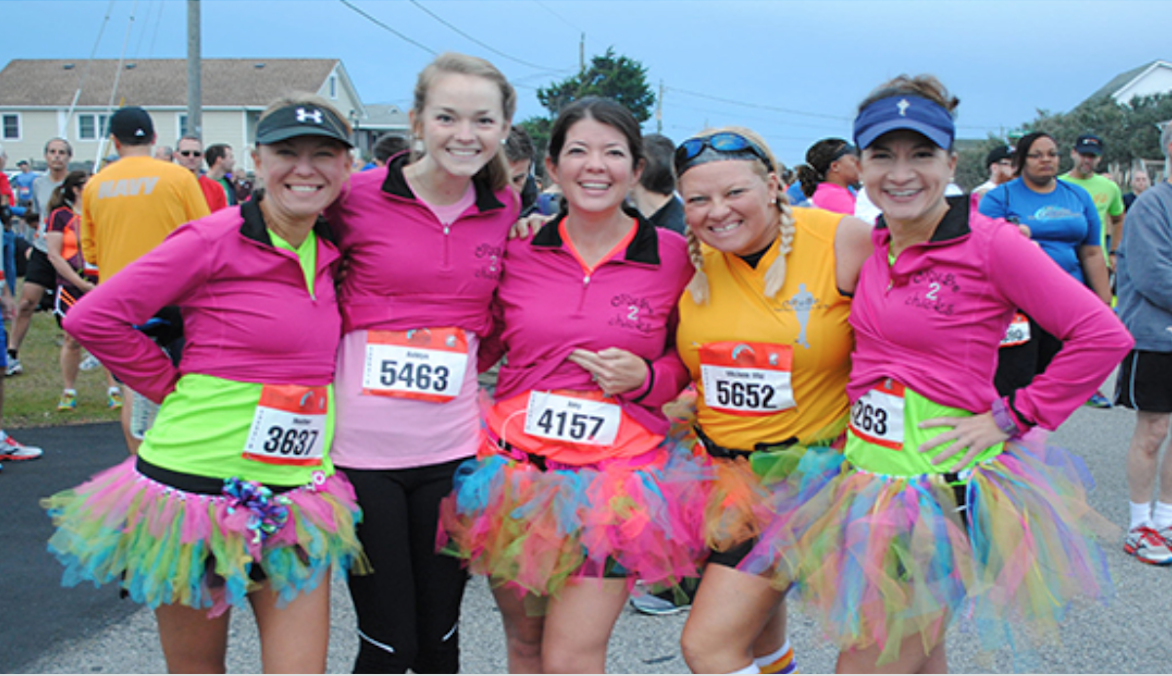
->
[4, 282, 123, 429]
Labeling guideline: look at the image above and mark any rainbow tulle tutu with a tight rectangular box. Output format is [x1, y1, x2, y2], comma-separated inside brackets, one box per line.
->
[438, 442, 709, 599]
[43, 457, 366, 617]
[742, 432, 1113, 665]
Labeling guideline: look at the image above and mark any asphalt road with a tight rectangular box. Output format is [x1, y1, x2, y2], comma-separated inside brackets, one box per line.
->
[4, 379, 1170, 673]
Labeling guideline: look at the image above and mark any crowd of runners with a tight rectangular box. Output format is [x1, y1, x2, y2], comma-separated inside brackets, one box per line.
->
[7, 49, 1171, 673]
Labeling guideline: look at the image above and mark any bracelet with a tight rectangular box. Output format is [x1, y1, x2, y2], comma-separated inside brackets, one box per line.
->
[989, 397, 1022, 437]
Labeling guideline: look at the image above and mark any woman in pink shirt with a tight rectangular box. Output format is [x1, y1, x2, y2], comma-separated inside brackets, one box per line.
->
[440, 97, 705, 673]
[750, 76, 1132, 673]
[324, 53, 519, 674]
[796, 137, 860, 215]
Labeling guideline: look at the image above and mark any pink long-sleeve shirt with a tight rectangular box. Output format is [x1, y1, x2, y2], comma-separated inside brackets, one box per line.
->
[849, 197, 1132, 431]
[481, 208, 693, 436]
[63, 198, 342, 404]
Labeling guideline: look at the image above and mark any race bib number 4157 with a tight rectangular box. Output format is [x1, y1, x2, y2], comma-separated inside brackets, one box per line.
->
[523, 391, 622, 446]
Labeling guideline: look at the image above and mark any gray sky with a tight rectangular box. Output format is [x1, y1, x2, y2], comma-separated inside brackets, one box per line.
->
[4, 0, 1167, 165]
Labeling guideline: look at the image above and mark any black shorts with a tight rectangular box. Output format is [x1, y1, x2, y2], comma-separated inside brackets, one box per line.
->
[1115, 349, 1172, 413]
[24, 247, 57, 290]
[706, 538, 756, 569]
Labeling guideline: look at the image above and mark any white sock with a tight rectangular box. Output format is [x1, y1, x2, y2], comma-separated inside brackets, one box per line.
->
[728, 663, 761, 675]
[754, 640, 792, 669]
[63, 388, 77, 395]
[1131, 501, 1153, 530]
[1152, 502, 1172, 530]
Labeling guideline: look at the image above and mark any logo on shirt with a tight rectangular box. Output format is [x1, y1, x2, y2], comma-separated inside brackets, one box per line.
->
[610, 293, 655, 334]
[474, 243, 503, 280]
[1032, 205, 1080, 221]
[907, 268, 959, 316]
[778, 283, 825, 349]
[97, 176, 160, 199]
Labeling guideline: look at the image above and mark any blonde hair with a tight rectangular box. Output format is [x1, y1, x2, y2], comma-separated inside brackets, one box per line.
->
[411, 52, 517, 192]
[681, 126, 795, 304]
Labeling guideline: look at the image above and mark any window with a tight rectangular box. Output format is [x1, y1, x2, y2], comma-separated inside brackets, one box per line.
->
[178, 113, 188, 137]
[78, 113, 110, 140]
[1, 114, 19, 141]
[329, 75, 337, 99]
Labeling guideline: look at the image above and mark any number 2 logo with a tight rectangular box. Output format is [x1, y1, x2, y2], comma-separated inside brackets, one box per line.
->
[925, 282, 941, 300]
[627, 305, 639, 321]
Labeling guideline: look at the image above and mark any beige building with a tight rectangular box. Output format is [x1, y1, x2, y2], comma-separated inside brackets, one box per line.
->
[0, 58, 381, 173]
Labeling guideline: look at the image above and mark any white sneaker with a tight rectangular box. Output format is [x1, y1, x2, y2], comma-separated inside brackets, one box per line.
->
[0, 434, 42, 461]
[1125, 526, 1172, 565]
[79, 352, 101, 371]
[5, 357, 23, 376]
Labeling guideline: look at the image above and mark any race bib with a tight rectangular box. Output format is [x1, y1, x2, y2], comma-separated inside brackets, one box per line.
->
[849, 379, 905, 451]
[523, 391, 622, 446]
[999, 313, 1030, 348]
[362, 328, 468, 403]
[699, 342, 795, 415]
[243, 384, 329, 466]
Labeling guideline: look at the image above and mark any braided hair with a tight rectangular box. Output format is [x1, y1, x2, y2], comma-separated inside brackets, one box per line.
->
[679, 126, 795, 304]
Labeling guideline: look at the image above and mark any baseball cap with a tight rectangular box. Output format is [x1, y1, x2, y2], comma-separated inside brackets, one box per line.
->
[108, 106, 155, 142]
[255, 103, 353, 148]
[853, 95, 955, 151]
[985, 145, 1012, 167]
[1074, 134, 1103, 156]
[16, 159, 28, 167]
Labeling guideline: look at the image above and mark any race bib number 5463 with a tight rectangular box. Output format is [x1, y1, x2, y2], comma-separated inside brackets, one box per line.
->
[363, 328, 468, 403]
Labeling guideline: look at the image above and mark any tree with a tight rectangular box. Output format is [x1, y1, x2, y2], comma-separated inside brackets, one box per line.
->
[536, 48, 656, 123]
[525, 48, 656, 174]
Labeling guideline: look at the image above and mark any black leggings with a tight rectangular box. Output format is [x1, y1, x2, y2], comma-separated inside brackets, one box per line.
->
[341, 458, 470, 674]
[994, 314, 1063, 397]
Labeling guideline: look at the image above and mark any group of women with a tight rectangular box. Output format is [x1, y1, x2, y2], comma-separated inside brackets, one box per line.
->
[42, 51, 1132, 675]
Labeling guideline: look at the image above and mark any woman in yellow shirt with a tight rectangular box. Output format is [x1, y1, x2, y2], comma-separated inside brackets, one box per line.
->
[672, 127, 872, 674]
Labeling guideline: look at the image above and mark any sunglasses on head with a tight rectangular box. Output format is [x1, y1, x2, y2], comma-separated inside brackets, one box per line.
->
[179, 150, 202, 157]
[675, 132, 774, 173]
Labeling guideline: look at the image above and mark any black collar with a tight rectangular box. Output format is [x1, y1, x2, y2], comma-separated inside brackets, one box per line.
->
[875, 195, 970, 244]
[380, 151, 506, 213]
[239, 192, 335, 246]
[530, 203, 662, 265]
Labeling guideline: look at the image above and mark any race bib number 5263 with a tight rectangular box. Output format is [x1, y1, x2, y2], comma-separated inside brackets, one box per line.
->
[848, 379, 905, 451]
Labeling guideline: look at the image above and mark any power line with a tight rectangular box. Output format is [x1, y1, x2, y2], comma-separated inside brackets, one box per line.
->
[406, 0, 560, 72]
[339, 0, 436, 56]
[532, 0, 582, 33]
[669, 85, 854, 122]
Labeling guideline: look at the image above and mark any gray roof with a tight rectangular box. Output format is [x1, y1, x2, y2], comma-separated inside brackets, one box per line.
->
[1085, 59, 1166, 103]
[360, 103, 410, 131]
[0, 58, 342, 108]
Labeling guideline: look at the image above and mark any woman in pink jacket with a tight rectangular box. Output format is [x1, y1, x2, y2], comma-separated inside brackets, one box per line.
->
[747, 75, 1133, 673]
[440, 97, 705, 673]
[323, 53, 519, 674]
[44, 94, 362, 673]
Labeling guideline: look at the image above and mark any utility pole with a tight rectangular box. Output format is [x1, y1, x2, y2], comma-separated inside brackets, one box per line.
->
[579, 33, 585, 73]
[656, 80, 664, 134]
[186, 0, 202, 139]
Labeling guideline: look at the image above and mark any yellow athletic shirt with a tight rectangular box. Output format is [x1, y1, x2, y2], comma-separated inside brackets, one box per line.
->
[677, 207, 853, 449]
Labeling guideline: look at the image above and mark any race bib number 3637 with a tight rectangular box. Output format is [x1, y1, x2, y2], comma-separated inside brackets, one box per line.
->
[363, 328, 468, 403]
[243, 384, 329, 466]
[849, 379, 905, 451]
[699, 342, 795, 415]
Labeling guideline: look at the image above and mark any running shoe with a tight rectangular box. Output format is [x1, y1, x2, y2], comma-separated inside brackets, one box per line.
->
[5, 357, 22, 376]
[628, 582, 695, 616]
[107, 388, 123, 410]
[1124, 526, 1172, 565]
[1086, 391, 1113, 409]
[57, 391, 77, 411]
[0, 435, 43, 461]
[79, 352, 101, 372]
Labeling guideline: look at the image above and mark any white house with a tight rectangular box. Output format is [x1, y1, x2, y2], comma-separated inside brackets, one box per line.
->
[1088, 59, 1172, 105]
[0, 58, 384, 173]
